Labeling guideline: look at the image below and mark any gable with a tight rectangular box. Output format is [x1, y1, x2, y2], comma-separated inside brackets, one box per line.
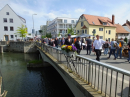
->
[0, 4, 26, 23]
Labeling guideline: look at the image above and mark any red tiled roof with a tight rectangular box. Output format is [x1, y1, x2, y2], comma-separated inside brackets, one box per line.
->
[115, 24, 129, 33]
[83, 14, 116, 27]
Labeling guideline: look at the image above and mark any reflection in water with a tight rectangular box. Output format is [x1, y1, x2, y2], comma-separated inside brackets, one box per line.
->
[0, 53, 74, 97]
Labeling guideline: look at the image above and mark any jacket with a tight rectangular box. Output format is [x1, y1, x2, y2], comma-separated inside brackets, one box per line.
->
[65, 38, 73, 45]
[75, 41, 82, 50]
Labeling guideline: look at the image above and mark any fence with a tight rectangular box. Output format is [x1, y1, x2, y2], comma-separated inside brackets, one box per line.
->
[36, 42, 130, 97]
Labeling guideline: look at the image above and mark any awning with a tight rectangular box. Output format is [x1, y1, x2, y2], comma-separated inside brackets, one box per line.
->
[78, 34, 93, 38]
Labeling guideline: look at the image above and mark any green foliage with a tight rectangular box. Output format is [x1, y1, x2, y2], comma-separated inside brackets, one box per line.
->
[124, 37, 128, 43]
[58, 32, 60, 37]
[46, 33, 52, 38]
[41, 35, 46, 39]
[29, 59, 42, 64]
[15, 24, 27, 39]
[67, 26, 76, 35]
[39, 30, 43, 34]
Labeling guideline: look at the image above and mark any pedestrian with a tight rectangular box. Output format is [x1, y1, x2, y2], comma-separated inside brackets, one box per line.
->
[75, 37, 82, 55]
[107, 38, 118, 60]
[92, 35, 105, 61]
[86, 36, 92, 55]
[54, 37, 59, 48]
[103, 40, 109, 55]
[60, 37, 65, 46]
[116, 38, 125, 59]
[127, 40, 130, 63]
[64, 34, 73, 45]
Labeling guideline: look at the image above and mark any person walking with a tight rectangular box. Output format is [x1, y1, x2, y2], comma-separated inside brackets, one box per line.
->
[86, 36, 92, 55]
[54, 37, 59, 48]
[75, 37, 82, 55]
[107, 38, 117, 60]
[60, 37, 65, 46]
[64, 34, 73, 45]
[127, 40, 130, 63]
[116, 38, 125, 59]
[92, 35, 105, 61]
[103, 40, 109, 55]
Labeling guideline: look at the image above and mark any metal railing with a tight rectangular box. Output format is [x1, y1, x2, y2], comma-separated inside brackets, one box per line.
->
[36, 42, 130, 97]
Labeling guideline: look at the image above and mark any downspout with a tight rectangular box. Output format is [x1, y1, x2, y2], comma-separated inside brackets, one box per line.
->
[104, 26, 105, 40]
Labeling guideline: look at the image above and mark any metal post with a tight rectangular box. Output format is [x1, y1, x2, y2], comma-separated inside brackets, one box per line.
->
[88, 61, 91, 84]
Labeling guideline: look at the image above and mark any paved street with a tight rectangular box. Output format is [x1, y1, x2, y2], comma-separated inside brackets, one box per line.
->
[80, 50, 130, 71]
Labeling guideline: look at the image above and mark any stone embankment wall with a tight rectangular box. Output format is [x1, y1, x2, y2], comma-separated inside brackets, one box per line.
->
[1, 42, 37, 53]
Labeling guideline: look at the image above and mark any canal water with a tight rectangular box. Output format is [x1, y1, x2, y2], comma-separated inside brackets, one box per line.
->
[0, 52, 74, 97]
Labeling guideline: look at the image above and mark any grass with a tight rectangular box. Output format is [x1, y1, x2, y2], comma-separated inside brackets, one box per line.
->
[29, 59, 43, 64]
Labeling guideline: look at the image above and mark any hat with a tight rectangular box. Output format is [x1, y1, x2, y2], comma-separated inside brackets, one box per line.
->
[68, 34, 71, 36]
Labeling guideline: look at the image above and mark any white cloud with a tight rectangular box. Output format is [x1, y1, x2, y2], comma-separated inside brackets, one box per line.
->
[75, 8, 85, 13]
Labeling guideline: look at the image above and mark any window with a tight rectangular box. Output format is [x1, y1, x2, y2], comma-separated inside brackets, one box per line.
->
[71, 20, 74, 23]
[100, 36, 103, 39]
[106, 30, 107, 33]
[6, 12, 9, 15]
[85, 30, 87, 34]
[99, 28, 103, 31]
[109, 30, 111, 34]
[103, 22, 107, 25]
[10, 19, 13, 23]
[10, 27, 14, 31]
[3, 18, 7, 22]
[108, 38, 110, 42]
[81, 16, 83, 19]
[10, 35, 14, 38]
[77, 30, 79, 34]
[15, 35, 17, 37]
[4, 26, 8, 31]
[60, 30, 62, 33]
[82, 30, 84, 34]
[92, 22, 95, 24]
[64, 20, 67, 23]
[81, 22, 84, 27]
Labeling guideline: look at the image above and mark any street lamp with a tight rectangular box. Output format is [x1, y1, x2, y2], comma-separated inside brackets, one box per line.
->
[32, 14, 37, 29]
[32, 14, 37, 40]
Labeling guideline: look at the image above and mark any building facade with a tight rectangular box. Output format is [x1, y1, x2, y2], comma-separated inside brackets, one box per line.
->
[47, 17, 78, 37]
[122, 20, 130, 39]
[0, 4, 26, 41]
[40, 25, 47, 36]
[75, 14, 116, 41]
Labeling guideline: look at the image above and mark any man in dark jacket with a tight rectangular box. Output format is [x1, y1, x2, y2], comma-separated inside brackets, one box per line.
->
[75, 37, 82, 55]
[86, 36, 92, 55]
[65, 34, 73, 45]
[60, 37, 65, 46]
[54, 37, 59, 48]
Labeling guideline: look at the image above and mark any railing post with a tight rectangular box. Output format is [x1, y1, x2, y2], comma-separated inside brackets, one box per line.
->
[88, 61, 91, 84]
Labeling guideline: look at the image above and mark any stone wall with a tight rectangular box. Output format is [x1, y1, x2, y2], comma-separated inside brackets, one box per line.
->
[2, 42, 37, 53]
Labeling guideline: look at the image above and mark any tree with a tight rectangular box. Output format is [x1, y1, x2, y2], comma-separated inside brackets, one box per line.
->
[41, 35, 46, 39]
[67, 26, 76, 35]
[124, 37, 128, 43]
[15, 24, 27, 39]
[58, 32, 60, 37]
[46, 33, 52, 38]
[39, 30, 43, 35]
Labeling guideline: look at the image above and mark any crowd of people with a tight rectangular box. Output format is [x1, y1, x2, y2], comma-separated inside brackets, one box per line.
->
[41, 34, 130, 63]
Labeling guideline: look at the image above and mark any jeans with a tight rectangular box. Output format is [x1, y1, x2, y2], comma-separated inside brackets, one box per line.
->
[87, 46, 92, 55]
[127, 51, 130, 61]
[109, 49, 116, 58]
[116, 48, 122, 58]
[95, 49, 101, 61]
[104, 48, 109, 55]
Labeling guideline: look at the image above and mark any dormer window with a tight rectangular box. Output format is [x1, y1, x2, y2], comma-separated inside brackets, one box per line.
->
[103, 22, 107, 25]
[6, 12, 9, 15]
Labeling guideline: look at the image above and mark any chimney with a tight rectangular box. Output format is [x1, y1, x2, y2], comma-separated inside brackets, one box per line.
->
[126, 20, 128, 23]
[112, 15, 115, 25]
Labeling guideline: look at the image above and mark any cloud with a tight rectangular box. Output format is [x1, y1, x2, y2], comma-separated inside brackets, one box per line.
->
[75, 8, 85, 13]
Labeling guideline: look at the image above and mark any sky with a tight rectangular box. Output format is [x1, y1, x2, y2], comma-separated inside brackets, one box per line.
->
[0, 0, 130, 33]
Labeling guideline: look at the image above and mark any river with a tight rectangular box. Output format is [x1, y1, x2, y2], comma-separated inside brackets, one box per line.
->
[0, 52, 74, 97]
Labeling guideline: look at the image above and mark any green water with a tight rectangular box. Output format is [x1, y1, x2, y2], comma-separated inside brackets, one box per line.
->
[0, 52, 74, 97]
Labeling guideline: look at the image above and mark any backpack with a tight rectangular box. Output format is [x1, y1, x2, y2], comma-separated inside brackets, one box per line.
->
[119, 42, 122, 47]
[104, 43, 109, 48]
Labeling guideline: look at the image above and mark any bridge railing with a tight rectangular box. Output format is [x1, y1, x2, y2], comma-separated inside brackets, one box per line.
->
[36, 42, 130, 97]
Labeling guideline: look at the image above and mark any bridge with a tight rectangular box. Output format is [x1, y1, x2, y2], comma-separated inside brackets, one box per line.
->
[36, 42, 130, 97]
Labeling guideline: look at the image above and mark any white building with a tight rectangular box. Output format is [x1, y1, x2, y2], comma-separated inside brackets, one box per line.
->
[40, 25, 47, 36]
[0, 4, 26, 41]
[47, 17, 78, 37]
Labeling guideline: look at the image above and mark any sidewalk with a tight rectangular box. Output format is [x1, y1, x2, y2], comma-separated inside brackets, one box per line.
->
[80, 50, 130, 71]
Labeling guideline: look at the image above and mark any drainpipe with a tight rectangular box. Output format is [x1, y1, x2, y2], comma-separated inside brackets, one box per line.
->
[104, 26, 105, 40]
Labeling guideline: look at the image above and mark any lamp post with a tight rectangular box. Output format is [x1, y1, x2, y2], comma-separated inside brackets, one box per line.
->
[32, 14, 37, 41]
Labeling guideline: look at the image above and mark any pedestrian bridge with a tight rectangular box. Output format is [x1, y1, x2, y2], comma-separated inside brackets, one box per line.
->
[36, 42, 130, 97]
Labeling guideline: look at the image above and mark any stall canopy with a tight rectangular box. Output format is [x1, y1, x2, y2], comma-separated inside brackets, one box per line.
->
[78, 34, 93, 38]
